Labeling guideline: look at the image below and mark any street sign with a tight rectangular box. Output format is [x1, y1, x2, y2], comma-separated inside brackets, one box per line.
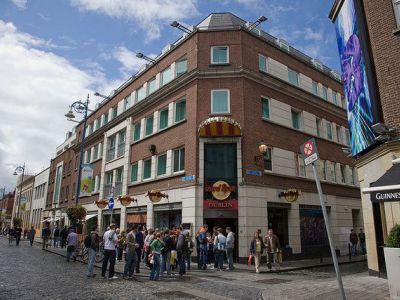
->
[108, 197, 114, 209]
[246, 170, 262, 176]
[300, 138, 319, 166]
[181, 175, 196, 181]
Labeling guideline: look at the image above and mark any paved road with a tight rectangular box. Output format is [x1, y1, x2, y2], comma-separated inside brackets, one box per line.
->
[0, 237, 389, 300]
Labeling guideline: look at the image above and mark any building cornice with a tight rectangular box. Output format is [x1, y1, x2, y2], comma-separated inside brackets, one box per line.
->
[355, 140, 400, 168]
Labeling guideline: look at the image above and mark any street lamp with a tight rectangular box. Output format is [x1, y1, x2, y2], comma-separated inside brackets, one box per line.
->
[13, 163, 25, 218]
[248, 16, 268, 31]
[170, 21, 193, 34]
[65, 94, 90, 206]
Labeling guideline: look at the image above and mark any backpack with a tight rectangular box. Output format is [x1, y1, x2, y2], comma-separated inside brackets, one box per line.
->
[217, 236, 226, 251]
[84, 235, 91, 248]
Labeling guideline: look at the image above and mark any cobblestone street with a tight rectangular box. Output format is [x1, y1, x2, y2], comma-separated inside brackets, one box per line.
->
[0, 238, 389, 300]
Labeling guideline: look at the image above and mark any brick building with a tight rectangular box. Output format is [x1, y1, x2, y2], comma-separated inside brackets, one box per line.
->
[0, 192, 15, 229]
[47, 13, 361, 260]
[330, 0, 400, 276]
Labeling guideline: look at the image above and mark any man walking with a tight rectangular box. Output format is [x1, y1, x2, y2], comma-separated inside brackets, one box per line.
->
[29, 226, 35, 246]
[264, 229, 281, 271]
[123, 226, 139, 280]
[135, 225, 144, 273]
[53, 226, 60, 248]
[358, 228, 366, 255]
[349, 229, 358, 257]
[198, 225, 208, 270]
[66, 227, 78, 262]
[42, 224, 51, 249]
[101, 223, 118, 280]
[60, 226, 68, 248]
[176, 228, 189, 276]
[226, 227, 235, 271]
[161, 229, 173, 276]
[87, 225, 99, 278]
[15, 226, 22, 246]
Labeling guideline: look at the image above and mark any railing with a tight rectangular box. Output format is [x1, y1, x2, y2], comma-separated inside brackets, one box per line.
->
[106, 147, 115, 162]
[117, 143, 125, 158]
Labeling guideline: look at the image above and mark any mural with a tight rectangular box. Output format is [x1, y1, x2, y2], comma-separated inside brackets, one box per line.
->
[335, 0, 377, 156]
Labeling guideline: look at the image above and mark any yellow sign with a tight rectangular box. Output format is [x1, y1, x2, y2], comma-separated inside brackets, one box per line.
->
[146, 190, 168, 203]
[278, 189, 302, 202]
[211, 181, 233, 200]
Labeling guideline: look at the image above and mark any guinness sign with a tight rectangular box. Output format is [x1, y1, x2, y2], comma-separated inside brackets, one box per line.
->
[371, 189, 400, 203]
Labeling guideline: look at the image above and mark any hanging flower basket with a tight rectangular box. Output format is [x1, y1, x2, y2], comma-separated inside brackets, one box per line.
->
[118, 195, 137, 206]
[94, 199, 108, 209]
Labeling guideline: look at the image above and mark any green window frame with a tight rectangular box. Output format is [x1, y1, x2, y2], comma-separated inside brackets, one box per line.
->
[291, 110, 300, 129]
[176, 57, 188, 77]
[145, 116, 154, 136]
[159, 108, 169, 130]
[130, 164, 138, 182]
[261, 97, 270, 120]
[258, 54, 267, 72]
[143, 159, 152, 180]
[211, 46, 228, 64]
[288, 68, 299, 87]
[175, 100, 186, 123]
[133, 123, 141, 141]
[157, 154, 167, 176]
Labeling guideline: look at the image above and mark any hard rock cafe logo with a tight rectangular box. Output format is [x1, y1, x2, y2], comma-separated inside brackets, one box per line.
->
[205, 181, 236, 200]
[278, 189, 302, 203]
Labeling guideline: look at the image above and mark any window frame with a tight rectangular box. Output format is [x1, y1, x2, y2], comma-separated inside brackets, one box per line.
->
[176, 56, 188, 77]
[312, 80, 319, 96]
[263, 147, 273, 172]
[136, 85, 145, 102]
[211, 89, 230, 114]
[159, 107, 169, 130]
[261, 96, 270, 120]
[112, 106, 118, 119]
[322, 85, 328, 101]
[173, 147, 185, 173]
[147, 77, 157, 95]
[258, 54, 268, 73]
[288, 68, 299, 87]
[130, 163, 138, 183]
[291, 109, 302, 130]
[143, 158, 152, 180]
[160, 66, 173, 86]
[174, 99, 186, 123]
[326, 121, 333, 140]
[145, 115, 154, 136]
[211, 46, 229, 65]
[316, 118, 322, 137]
[133, 122, 141, 141]
[156, 153, 167, 176]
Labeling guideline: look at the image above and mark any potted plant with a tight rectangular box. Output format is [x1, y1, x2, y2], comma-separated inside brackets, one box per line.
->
[13, 217, 22, 228]
[66, 205, 86, 233]
[384, 224, 400, 299]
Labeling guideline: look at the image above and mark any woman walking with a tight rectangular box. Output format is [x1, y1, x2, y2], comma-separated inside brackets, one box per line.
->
[250, 231, 265, 273]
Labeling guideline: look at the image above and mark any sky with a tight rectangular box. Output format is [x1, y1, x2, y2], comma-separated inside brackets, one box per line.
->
[0, 0, 341, 192]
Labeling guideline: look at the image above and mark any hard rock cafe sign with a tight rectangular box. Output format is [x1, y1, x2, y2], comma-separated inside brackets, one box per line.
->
[146, 190, 168, 203]
[278, 189, 302, 203]
[204, 180, 238, 210]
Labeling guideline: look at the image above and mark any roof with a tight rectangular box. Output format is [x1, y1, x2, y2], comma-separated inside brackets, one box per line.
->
[197, 12, 246, 29]
[371, 164, 400, 187]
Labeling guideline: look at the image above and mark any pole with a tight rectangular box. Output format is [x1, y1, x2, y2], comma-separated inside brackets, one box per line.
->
[311, 162, 346, 300]
[17, 163, 25, 219]
[74, 95, 89, 207]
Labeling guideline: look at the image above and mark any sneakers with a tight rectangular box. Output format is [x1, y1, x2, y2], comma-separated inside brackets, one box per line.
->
[109, 276, 118, 280]
[256, 270, 260, 274]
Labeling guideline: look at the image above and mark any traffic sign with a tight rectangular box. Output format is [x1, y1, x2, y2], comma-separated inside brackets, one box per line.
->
[108, 197, 114, 209]
[246, 170, 262, 176]
[300, 138, 319, 166]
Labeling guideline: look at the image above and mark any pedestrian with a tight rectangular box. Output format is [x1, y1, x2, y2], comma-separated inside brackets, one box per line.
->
[186, 233, 194, 271]
[8, 227, 15, 245]
[117, 230, 126, 262]
[176, 228, 190, 277]
[226, 227, 235, 270]
[66, 227, 78, 262]
[42, 224, 51, 249]
[250, 231, 265, 273]
[101, 223, 118, 279]
[123, 225, 139, 280]
[149, 232, 164, 281]
[144, 229, 154, 268]
[135, 225, 144, 273]
[197, 224, 208, 270]
[349, 229, 358, 257]
[213, 228, 226, 271]
[115, 228, 120, 263]
[23, 228, 28, 240]
[29, 226, 35, 246]
[15, 226, 22, 246]
[53, 226, 60, 248]
[60, 226, 68, 248]
[211, 227, 219, 270]
[87, 225, 99, 278]
[207, 232, 214, 268]
[264, 229, 281, 271]
[358, 228, 366, 255]
[161, 229, 173, 276]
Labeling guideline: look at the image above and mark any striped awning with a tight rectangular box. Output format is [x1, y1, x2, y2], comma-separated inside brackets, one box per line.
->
[198, 117, 242, 137]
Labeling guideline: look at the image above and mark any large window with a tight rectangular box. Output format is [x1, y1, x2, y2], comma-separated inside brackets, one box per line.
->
[117, 129, 126, 157]
[157, 154, 167, 176]
[316, 118, 322, 137]
[106, 135, 116, 162]
[261, 97, 270, 120]
[176, 57, 188, 77]
[211, 90, 230, 114]
[264, 148, 273, 171]
[312, 80, 319, 96]
[259, 54, 267, 72]
[211, 46, 229, 64]
[161, 67, 173, 86]
[204, 144, 237, 185]
[393, 0, 400, 27]
[336, 125, 342, 143]
[173, 148, 185, 173]
[133, 122, 141, 141]
[147, 77, 157, 95]
[95, 117, 101, 130]
[143, 159, 152, 180]
[136, 86, 145, 102]
[124, 95, 131, 111]
[175, 100, 186, 123]
[326, 121, 333, 140]
[103, 112, 108, 125]
[112, 106, 118, 119]
[145, 115, 154, 136]
[291, 109, 301, 130]
[131, 163, 138, 182]
[288, 68, 299, 87]
[159, 108, 169, 130]
[322, 85, 328, 101]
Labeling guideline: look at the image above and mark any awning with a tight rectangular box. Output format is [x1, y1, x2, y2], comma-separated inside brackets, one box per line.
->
[365, 164, 400, 203]
[85, 214, 98, 221]
[198, 117, 242, 137]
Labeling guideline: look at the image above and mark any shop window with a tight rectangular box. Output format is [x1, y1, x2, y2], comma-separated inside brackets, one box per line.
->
[288, 68, 299, 87]
[176, 57, 188, 77]
[263, 148, 273, 171]
[143, 159, 152, 180]
[211, 46, 229, 64]
[147, 77, 157, 95]
[211, 90, 230, 114]
[130, 163, 138, 183]
[161, 66, 173, 86]
[145, 115, 154, 136]
[157, 154, 167, 176]
[261, 97, 270, 120]
[175, 99, 186, 123]
[258, 54, 267, 72]
[312, 80, 319, 96]
[159, 108, 169, 130]
[173, 148, 185, 173]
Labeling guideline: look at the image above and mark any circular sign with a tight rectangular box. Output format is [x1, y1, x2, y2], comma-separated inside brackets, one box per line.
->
[212, 181, 231, 200]
[108, 197, 114, 209]
[303, 142, 314, 157]
[149, 190, 162, 203]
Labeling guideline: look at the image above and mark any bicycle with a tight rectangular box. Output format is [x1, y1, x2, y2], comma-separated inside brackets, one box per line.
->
[75, 240, 89, 262]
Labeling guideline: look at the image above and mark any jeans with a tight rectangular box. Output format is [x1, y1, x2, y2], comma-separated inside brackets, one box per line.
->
[196, 247, 201, 269]
[16, 236, 21, 246]
[351, 243, 357, 256]
[267, 252, 279, 270]
[124, 250, 138, 277]
[177, 251, 186, 275]
[199, 247, 208, 269]
[186, 253, 192, 270]
[66, 245, 76, 261]
[54, 237, 60, 248]
[360, 241, 366, 255]
[161, 252, 171, 275]
[29, 236, 34, 246]
[135, 248, 142, 272]
[87, 248, 96, 276]
[217, 250, 224, 270]
[226, 248, 234, 269]
[213, 250, 219, 268]
[149, 254, 161, 280]
[102, 249, 116, 278]
[42, 237, 49, 249]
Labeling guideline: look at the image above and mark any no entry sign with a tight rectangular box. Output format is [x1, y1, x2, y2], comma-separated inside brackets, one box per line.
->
[300, 138, 319, 166]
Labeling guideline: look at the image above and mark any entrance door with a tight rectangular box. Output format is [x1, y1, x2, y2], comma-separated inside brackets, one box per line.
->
[372, 202, 386, 275]
[204, 218, 238, 261]
[268, 207, 289, 248]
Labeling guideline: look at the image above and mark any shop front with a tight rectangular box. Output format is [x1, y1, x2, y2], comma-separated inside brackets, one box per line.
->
[126, 206, 147, 229]
[102, 208, 121, 232]
[153, 203, 182, 230]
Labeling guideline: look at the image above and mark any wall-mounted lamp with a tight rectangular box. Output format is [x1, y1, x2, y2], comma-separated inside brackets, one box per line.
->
[170, 21, 193, 34]
[372, 122, 398, 142]
[254, 141, 270, 164]
[136, 52, 156, 64]
[149, 144, 156, 155]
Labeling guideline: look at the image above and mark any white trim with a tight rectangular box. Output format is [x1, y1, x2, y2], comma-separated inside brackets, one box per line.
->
[211, 45, 229, 64]
[362, 184, 400, 194]
[211, 89, 230, 114]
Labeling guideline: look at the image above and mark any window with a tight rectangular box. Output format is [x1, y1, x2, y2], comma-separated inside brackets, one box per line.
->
[147, 77, 157, 95]
[176, 57, 188, 77]
[261, 97, 270, 120]
[106, 135, 116, 162]
[173, 148, 185, 172]
[112, 106, 118, 119]
[393, 0, 400, 27]
[93, 144, 99, 160]
[86, 148, 91, 163]
[99, 143, 103, 158]
[291, 109, 301, 130]
[74, 155, 78, 170]
[298, 155, 306, 177]
[349, 167, 355, 185]
[345, 128, 351, 145]
[340, 165, 346, 183]
[88, 123, 93, 135]
[145, 115, 154, 136]
[103, 112, 109, 125]
[117, 130, 126, 157]
[288, 68, 299, 87]
[258, 54, 267, 72]
[332, 91, 338, 105]
[331, 162, 337, 182]
[322, 85, 328, 101]
[336, 125, 342, 143]
[136, 86, 145, 102]
[312, 80, 319, 96]
[316, 118, 322, 137]
[175, 100, 186, 122]
[95, 117, 101, 130]
[143, 159, 152, 180]
[133, 122, 141, 141]
[124, 95, 131, 111]
[104, 171, 113, 196]
[326, 121, 333, 140]
[131, 163, 138, 182]
[263, 148, 272, 171]
[161, 67, 173, 86]
[159, 108, 169, 130]
[211, 46, 229, 64]
[211, 90, 230, 114]
[318, 160, 327, 180]
[157, 154, 167, 176]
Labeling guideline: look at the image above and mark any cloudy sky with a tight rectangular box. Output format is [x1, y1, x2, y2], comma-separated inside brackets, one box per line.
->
[0, 0, 340, 192]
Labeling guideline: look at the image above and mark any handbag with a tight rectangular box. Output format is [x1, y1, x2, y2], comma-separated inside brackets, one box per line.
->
[248, 254, 253, 265]
[277, 251, 283, 264]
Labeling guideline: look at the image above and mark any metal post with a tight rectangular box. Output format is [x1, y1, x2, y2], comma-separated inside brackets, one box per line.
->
[74, 95, 89, 207]
[311, 162, 346, 300]
[17, 163, 25, 219]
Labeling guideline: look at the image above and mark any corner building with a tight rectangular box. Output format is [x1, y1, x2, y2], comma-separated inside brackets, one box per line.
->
[47, 13, 362, 261]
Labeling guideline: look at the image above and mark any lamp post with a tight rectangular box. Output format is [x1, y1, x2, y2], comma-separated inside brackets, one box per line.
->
[13, 163, 25, 219]
[65, 94, 90, 206]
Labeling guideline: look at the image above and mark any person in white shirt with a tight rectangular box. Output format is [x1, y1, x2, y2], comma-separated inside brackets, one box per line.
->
[101, 223, 118, 279]
[213, 228, 227, 271]
[225, 227, 235, 270]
